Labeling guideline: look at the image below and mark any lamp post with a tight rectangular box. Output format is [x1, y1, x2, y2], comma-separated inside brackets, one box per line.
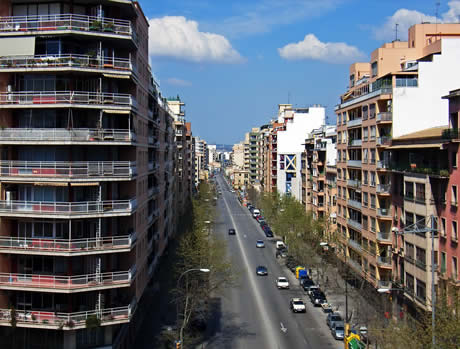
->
[395, 215, 437, 349]
[176, 268, 210, 347]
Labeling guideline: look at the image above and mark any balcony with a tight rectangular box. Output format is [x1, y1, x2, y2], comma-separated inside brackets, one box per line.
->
[349, 139, 362, 147]
[347, 118, 362, 128]
[0, 268, 135, 293]
[377, 256, 392, 268]
[376, 136, 391, 147]
[377, 208, 391, 219]
[0, 302, 135, 330]
[336, 87, 392, 110]
[0, 14, 136, 43]
[0, 161, 136, 182]
[0, 55, 131, 74]
[347, 160, 362, 168]
[347, 218, 362, 231]
[0, 128, 135, 145]
[348, 199, 362, 210]
[348, 239, 362, 252]
[376, 183, 391, 195]
[347, 179, 361, 188]
[376, 112, 392, 123]
[377, 232, 392, 243]
[376, 160, 390, 171]
[0, 91, 134, 111]
[377, 280, 392, 290]
[0, 234, 137, 256]
[0, 199, 137, 218]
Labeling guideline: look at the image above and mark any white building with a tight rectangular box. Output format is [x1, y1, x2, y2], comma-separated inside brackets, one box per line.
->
[277, 105, 325, 200]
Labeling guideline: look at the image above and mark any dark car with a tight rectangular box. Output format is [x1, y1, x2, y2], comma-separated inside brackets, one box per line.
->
[256, 265, 268, 276]
[256, 215, 265, 223]
[310, 290, 327, 306]
[228, 228, 236, 235]
[276, 248, 288, 258]
[264, 228, 274, 238]
[301, 278, 315, 291]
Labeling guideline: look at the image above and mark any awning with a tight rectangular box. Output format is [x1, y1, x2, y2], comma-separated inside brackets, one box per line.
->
[348, 338, 366, 349]
[0, 37, 35, 56]
[103, 73, 130, 79]
[103, 109, 131, 114]
[388, 143, 443, 150]
[70, 182, 100, 186]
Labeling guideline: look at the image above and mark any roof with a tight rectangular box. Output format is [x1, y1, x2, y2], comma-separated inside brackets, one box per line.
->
[393, 126, 448, 141]
[388, 143, 443, 149]
[443, 88, 460, 99]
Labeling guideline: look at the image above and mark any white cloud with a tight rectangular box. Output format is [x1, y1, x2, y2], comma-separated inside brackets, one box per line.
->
[278, 34, 364, 64]
[148, 16, 244, 64]
[165, 78, 192, 87]
[375, 1, 460, 41]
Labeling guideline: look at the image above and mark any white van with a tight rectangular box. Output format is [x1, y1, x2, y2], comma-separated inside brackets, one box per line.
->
[276, 241, 286, 250]
[252, 209, 260, 218]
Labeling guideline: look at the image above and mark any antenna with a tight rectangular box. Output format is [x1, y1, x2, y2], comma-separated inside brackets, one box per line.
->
[395, 23, 399, 41]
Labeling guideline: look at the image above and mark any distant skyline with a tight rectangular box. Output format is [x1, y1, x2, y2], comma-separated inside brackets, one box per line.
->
[140, 0, 460, 144]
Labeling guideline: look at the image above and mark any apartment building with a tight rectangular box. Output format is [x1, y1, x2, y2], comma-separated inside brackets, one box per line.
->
[247, 128, 259, 185]
[256, 125, 270, 192]
[231, 142, 245, 170]
[277, 105, 325, 201]
[0, 1, 183, 348]
[303, 126, 337, 239]
[185, 122, 195, 196]
[194, 137, 207, 185]
[335, 23, 460, 296]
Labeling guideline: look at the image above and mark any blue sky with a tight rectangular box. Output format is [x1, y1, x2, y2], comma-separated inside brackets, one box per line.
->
[139, 0, 460, 145]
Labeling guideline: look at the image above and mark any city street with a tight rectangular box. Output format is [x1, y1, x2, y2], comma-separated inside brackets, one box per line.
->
[203, 174, 342, 349]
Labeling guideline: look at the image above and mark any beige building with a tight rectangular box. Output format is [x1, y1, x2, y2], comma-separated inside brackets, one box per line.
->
[232, 142, 245, 169]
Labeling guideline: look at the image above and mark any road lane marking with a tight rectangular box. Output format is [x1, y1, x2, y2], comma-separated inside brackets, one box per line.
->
[220, 178, 282, 349]
[280, 322, 287, 333]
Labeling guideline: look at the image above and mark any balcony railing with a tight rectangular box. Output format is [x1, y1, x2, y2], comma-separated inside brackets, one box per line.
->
[350, 139, 362, 146]
[377, 256, 392, 267]
[376, 183, 391, 194]
[0, 161, 136, 181]
[0, 269, 134, 291]
[348, 239, 362, 252]
[0, 234, 136, 255]
[376, 136, 391, 146]
[347, 179, 361, 188]
[376, 160, 390, 170]
[347, 218, 362, 231]
[0, 304, 134, 329]
[377, 208, 391, 218]
[0, 128, 135, 144]
[348, 199, 362, 210]
[0, 54, 131, 72]
[347, 160, 362, 168]
[376, 112, 392, 123]
[377, 232, 392, 243]
[0, 199, 137, 217]
[347, 118, 362, 127]
[377, 280, 392, 289]
[0, 14, 134, 39]
[0, 91, 133, 109]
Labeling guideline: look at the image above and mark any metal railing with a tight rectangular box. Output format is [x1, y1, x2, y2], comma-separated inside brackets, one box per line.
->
[376, 183, 391, 194]
[0, 54, 131, 71]
[0, 13, 134, 38]
[0, 199, 137, 216]
[0, 161, 136, 179]
[348, 239, 362, 252]
[376, 112, 392, 123]
[0, 269, 133, 290]
[376, 160, 390, 170]
[377, 136, 391, 146]
[0, 305, 133, 328]
[350, 139, 362, 146]
[348, 199, 362, 210]
[347, 160, 362, 168]
[347, 179, 361, 187]
[0, 234, 135, 253]
[377, 256, 392, 266]
[347, 118, 362, 127]
[0, 128, 135, 143]
[377, 208, 391, 217]
[377, 232, 392, 242]
[347, 218, 362, 230]
[0, 91, 133, 107]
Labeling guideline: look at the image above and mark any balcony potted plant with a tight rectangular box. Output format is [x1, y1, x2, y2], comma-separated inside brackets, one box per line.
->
[89, 20, 102, 31]
[85, 314, 101, 328]
[103, 22, 115, 32]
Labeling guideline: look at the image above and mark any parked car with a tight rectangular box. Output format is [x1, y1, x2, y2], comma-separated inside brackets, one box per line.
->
[262, 226, 274, 237]
[275, 241, 286, 250]
[306, 285, 320, 296]
[326, 312, 343, 329]
[256, 215, 265, 223]
[247, 204, 253, 210]
[276, 248, 288, 258]
[256, 240, 265, 248]
[290, 298, 306, 313]
[228, 228, 236, 235]
[321, 303, 333, 313]
[359, 326, 370, 344]
[331, 322, 345, 340]
[276, 277, 289, 289]
[256, 266, 268, 276]
[301, 278, 315, 292]
[252, 209, 260, 218]
[310, 289, 327, 306]
[258, 219, 267, 227]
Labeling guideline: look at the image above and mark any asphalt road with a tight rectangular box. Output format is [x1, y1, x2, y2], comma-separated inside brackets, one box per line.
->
[205, 174, 343, 349]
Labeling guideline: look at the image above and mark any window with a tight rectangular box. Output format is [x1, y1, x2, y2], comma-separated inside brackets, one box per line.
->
[337, 151, 341, 162]
[416, 247, 426, 269]
[452, 151, 458, 168]
[362, 215, 368, 230]
[406, 273, 415, 294]
[370, 217, 376, 232]
[362, 192, 368, 207]
[452, 221, 458, 241]
[363, 170, 368, 185]
[363, 127, 368, 141]
[370, 126, 376, 140]
[416, 279, 426, 301]
[363, 149, 368, 163]
[405, 181, 414, 200]
[350, 74, 355, 87]
[370, 171, 376, 186]
[405, 242, 415, 261]
[452, 186, 458, 206]
[343, 150, 347, 161]
[396, 76, 418, 87]
[369, 104, 376, 118]
[441, 217, 446, 237]
[441, 252, 447, 274]
[371, 62, 378, 77]
[362, 105, 369, 120]
[452, 257, 458, 280]
[405, 211, 414, 228]
[370, 150, 376, 164]
[415, 183, 425, 203]
[370, 194, 376, 209]
[342, 112, 347, 125]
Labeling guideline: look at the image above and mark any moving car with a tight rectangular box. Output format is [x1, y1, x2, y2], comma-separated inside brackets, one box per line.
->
[310, 289, 327, 306]
[290, 298, 306, 313]
[256, 266, 268, 276]
[256, 240, 265, 248]
[276, 277, 289, 289]
[228, 228, 236, 235]
[331, 322, 345, 340]
[326, 312, 343, 329]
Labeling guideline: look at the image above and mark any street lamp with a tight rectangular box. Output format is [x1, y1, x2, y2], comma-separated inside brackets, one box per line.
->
[176, 268, 210, 347]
